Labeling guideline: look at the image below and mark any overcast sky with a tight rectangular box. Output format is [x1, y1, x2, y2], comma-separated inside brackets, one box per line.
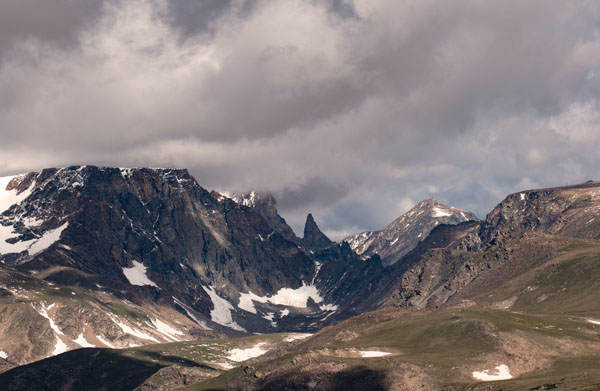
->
[1, 0, 599, 239]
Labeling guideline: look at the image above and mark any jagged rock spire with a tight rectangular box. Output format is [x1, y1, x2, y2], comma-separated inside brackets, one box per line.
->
[302, 213, 334, 251]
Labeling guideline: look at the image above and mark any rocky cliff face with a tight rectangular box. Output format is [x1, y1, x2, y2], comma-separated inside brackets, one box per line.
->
[345, 198, 478, 265]
[0, 167, 314, 302]
[479, 181, 600, 245]
[0, 166, 390, 367]
[229, 191, 299, 244]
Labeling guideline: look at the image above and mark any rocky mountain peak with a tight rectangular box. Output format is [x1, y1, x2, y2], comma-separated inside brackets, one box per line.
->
[230, 191, 299, 243]
[302, 213, 335, 252]
[231, 191, 277, 217]
[345, 198, 478, 265]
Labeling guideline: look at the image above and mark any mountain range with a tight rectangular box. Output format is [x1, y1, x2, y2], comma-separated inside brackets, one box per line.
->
[1, 166, 599, 390]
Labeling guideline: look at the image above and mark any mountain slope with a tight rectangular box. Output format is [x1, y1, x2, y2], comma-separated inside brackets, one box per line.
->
[0, 166, 390, 367]
[0, 167, 346, 362]
[3, 180, 600, 389]
[345, 198, 478, 265]
[386, 180, 600, 310]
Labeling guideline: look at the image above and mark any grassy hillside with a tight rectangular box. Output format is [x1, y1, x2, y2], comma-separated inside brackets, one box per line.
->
[4, 233, 600, 390]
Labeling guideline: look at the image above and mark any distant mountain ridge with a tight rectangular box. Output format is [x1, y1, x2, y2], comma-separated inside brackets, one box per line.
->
[344, 198, 478, 265]
[3, 165, 600, 381]
[4, 180, 600, 390]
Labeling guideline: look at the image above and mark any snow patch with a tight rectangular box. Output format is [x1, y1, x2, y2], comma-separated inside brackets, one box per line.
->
[312, 261, 322, 285]
[432, 207, 451, 217]
[122, 261, 158, 287]
[238, 291, 266, 314]
[216, 361, 235, 370]
[587, 319, 600, 325]
[28, 222, 69, 256]
[284, 333, 312, 342]
[96, 335, 116, 348]
[238, 283, 337, 314]
[280, 309, 290, 317]
[263, 312, 277, 327]
[109, 316, 160, 343]
[319, 303, 339, 312]
[0, 351, 7, 359]
[389, 237, 399, 246]
[35, 304, 64, 335]
[74, 334, 95, 348]
[151, 318, 184, 341]
[52, 337, 68, 356]
[263, 284, 321, 307]
[22, 216, 44, 228]
[0, 222, 68, 256]
[472, 364, 513, 381]
[202, 286, 245, 331]
[520, 193, 526, 201]
[0, 175, 33, 214]
[227, 342, 268, 362]
[359, 350, 391, 358]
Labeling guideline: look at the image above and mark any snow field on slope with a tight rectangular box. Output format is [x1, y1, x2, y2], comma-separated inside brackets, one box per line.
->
[0, 222, 69, 256]
[109, 315, 160, 343]
[172, 296, 212, 330]
[0, 175, 33, 214]
[284, 333, 312, 342]
[238, 283, 338, 315]
[52, 337, 68, 356]
[202, 286, 245, 331]
[150, 318, 184, 342]
[227, 342, 268, 362]
[96, 335, 116, 348]
[432, 206, 452, 217]
[359, 350, 391, 358]
[472, 364, 513, 381]
[74, 334, 95, 348]
[122, 261, 158, 287]
[35, 304, 64, 336]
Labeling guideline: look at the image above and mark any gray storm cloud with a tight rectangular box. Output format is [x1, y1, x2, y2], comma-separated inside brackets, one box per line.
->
[0, 0, 599, 239]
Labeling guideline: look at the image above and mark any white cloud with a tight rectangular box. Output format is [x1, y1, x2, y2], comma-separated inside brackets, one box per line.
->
[0, 0, 599, 237]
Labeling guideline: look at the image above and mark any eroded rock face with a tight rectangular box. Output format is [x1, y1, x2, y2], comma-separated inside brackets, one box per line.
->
[479, 181, 600, 245]
[230, 191, 299, 245]
[345, 198, 478, 265]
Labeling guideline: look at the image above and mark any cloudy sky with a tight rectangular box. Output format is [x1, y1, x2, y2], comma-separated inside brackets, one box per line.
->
[1, 0, 599, 239]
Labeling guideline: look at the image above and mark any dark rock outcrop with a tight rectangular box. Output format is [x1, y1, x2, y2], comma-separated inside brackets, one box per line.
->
[230, 191, 299, 244]
[302, 213, 335, 252]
